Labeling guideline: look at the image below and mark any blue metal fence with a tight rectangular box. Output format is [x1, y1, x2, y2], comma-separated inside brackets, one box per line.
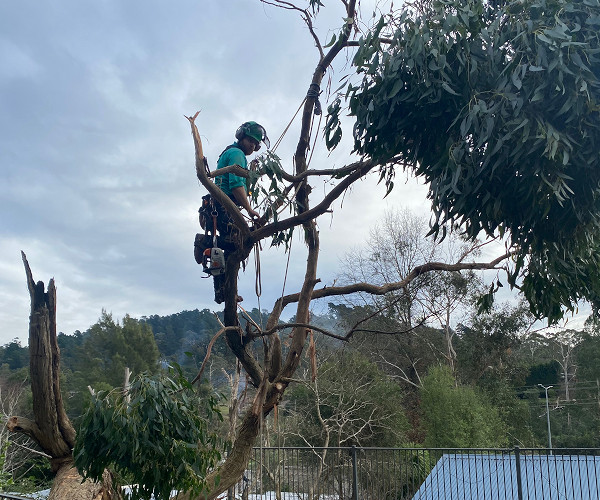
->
[224, 447, 600, 499]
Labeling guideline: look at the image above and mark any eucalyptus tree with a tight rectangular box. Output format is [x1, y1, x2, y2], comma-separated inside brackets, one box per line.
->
[181, 0, 600, 495]
[63, 0, 600, 497]
[8, 254, 120, 499]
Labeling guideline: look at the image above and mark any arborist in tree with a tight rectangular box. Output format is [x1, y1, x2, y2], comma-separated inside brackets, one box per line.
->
[194, 121, 270, 304]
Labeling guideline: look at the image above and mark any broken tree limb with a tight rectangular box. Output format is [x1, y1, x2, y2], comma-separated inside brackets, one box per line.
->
[186, 112, 251, 239]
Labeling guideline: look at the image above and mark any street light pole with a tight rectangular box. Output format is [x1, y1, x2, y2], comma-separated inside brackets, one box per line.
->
[538, 384, 553, 455]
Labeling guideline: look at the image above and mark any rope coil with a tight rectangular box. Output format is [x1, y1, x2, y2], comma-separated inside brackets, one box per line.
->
[307, 83, 322, 115]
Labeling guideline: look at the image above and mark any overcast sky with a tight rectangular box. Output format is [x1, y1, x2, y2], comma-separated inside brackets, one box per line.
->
[0, 0, 586, 345]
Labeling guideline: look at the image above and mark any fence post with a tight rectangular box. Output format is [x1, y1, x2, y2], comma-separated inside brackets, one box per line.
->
[351, 445, 359, 500]
[514, 446, 524, 500]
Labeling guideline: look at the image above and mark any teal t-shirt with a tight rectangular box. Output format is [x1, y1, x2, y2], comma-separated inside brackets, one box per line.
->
[215, 143, 248, 198]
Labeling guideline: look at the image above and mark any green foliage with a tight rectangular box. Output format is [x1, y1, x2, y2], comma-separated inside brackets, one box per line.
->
[0, 340, 28, 371]
[456, 301, 531, 384]
[250, 151, 296, 249]
[525, 360, 561, 387]
[141, 308, 226, 362]
[308, 0, 324, 15]
[576, 333, 600, 381]
[74, 368, 223, 500]
[58, 313, 161, 418]
[328, 0, 600, 322]
[421, 365, 507, 447]
[0, 442, 14, 490]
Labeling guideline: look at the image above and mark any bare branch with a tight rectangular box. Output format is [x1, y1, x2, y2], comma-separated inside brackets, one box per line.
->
[186, 112, 251, 239]
[251, 158, 376, 242]
[279, 161, 372, 183]
[279, 252, 514, 309]
[375, 354, 423, 389]
[9, 440, 52, 459]
[207, 165, 250, 179]
[190, 327, 239, 386]
[259, 0, 324, 58]
[6, 417, 45, 447]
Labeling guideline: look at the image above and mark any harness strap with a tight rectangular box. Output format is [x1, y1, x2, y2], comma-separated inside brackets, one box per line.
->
[212, 210, 218, 248]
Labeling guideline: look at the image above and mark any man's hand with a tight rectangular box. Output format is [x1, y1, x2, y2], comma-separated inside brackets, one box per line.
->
[231, 186, 260, 222]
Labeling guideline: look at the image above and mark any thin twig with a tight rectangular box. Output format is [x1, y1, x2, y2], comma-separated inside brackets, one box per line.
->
[190, 327, 241, 386]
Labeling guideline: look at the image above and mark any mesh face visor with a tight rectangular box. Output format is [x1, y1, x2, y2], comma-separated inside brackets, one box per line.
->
[255, 124, 270, 150]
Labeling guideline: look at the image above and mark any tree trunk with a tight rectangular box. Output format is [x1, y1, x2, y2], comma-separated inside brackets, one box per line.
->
[6, 253, 119, 500]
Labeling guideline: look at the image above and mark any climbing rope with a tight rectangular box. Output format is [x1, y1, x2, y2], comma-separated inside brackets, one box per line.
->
[248, 92, 311, 316]
[280, 234, 293, 300]
[253, 242, 264, 330]
[271, 97, 307, 153]
[242, 82, 326, 326]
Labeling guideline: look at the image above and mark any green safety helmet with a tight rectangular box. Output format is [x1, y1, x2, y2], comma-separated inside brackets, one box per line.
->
[235, 121, 270, 150]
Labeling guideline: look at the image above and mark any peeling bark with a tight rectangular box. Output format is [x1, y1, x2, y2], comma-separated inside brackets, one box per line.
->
[49, 459, 115, 500]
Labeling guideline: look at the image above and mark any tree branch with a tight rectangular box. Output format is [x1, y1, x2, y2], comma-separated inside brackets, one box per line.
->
[251, 158, 376, 242]
[278, 252, 513, 309]
[186, 112, 251, 240]
[259, 0, 324, 58]
[6, 417, 45, 447]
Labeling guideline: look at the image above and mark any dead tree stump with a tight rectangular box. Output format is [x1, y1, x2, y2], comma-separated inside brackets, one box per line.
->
[6, 252, 119, 500]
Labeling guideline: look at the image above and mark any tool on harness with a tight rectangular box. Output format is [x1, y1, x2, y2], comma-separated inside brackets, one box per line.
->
[202, 246, 225, 276]
[197, 194, 226, 276]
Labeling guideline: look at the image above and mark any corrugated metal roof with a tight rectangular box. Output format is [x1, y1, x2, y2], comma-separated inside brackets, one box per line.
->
[412, 453, 600, 499]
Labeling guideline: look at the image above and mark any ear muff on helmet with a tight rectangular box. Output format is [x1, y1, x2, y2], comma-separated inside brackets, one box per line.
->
[235, 121, 270, 150]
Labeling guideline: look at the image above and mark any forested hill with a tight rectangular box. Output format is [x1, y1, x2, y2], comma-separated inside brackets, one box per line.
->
[0, 307, 345, 418]
[0, 307, 343, 383]
[140, 309, 228, 361]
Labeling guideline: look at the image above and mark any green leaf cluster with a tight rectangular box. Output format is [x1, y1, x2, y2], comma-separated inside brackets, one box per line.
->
[74, 367, 223, 500]
[81, 312, 160, 388]
[251, 151, 296, 248]
[421, 365, 507, 447]
[332, 0, 600, 321]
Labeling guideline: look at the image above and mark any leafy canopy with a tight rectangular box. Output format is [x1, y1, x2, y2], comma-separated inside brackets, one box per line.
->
[421, 365, 507, 447]
[74, 368, 223, 500]
[326, 0, 600, 322]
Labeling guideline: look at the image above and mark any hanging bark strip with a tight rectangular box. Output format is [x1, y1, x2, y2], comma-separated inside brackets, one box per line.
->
[308, 330, 317, 382]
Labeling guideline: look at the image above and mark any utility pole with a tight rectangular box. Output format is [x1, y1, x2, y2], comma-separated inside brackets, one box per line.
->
[538, 384, 553, 455]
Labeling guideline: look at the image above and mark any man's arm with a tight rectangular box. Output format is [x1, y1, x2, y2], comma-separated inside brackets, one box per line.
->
[231, 186, 259, 219]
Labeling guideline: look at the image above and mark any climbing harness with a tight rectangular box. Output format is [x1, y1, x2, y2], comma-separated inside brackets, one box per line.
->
[197, 194, 226, 277]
